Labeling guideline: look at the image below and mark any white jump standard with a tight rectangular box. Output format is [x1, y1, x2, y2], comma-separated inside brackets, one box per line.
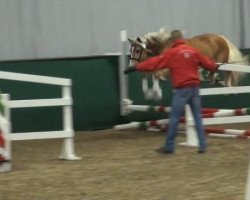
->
[0, 71, 81, 172]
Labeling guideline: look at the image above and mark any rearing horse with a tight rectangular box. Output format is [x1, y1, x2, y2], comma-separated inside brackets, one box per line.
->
[128, 28, 248, 100]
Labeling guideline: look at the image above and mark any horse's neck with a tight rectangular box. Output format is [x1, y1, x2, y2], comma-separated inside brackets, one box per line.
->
[146, 36, 173, 56]
[150, 43, 167, 55]
[162, 41, 174, 52]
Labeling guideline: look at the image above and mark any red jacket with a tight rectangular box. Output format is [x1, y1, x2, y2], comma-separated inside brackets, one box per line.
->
[136, 40, 217, 88]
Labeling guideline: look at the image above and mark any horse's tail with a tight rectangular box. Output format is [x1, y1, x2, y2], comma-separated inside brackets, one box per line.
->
[221, 36, 249, 64]
[221, 36, 249, 84]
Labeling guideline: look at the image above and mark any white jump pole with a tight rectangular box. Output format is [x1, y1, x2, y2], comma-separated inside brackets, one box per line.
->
[119, 30, 130, 116]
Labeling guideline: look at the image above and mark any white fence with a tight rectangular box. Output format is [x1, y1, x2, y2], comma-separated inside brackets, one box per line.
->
[0, 70, 81, 172]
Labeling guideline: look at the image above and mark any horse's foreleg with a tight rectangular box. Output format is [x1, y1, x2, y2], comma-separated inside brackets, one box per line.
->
[142, 73, 154, 100]
[152, 76, 162, 100]
[142, 75, 149, 94]
[142, 73, 163, 100]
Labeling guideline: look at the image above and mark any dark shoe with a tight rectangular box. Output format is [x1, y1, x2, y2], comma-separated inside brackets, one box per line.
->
[155, 147, 174, 155]
[0, 159, 10, 164]
[0, 157, 10, 164]
[198, 150, 206, 154]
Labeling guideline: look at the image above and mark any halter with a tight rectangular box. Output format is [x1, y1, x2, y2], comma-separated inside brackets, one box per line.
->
[129, 43, 147, 63]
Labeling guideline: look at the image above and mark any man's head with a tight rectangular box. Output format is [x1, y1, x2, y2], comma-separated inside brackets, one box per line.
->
[170, 30, 184, 42]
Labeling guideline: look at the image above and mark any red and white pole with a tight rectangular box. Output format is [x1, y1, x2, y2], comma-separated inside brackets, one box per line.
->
[0, 130, 7, 163]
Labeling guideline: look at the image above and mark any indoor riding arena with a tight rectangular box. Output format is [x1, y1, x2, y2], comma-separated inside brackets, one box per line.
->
[0, 1, 250, 200]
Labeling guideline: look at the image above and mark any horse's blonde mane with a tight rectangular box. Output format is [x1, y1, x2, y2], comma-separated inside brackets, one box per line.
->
[135, 27, 172, 55]
[139, 27, 171, 45]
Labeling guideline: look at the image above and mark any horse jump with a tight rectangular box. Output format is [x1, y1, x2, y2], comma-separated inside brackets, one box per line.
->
[0, 71, 81, 172]
[117, 30, 250, 144]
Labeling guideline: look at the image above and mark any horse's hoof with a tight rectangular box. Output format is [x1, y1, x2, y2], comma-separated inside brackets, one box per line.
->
[145, 89, 153, 100]
[152, 90, 162, 101]
[159, 77, 167, 82]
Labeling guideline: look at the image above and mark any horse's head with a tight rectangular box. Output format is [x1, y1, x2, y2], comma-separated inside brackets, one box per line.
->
[128, 28, 172, 67]
[128, 37, 152, 67]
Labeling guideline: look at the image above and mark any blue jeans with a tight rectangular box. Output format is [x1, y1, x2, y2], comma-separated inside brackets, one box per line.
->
[165, 86, 206, 152]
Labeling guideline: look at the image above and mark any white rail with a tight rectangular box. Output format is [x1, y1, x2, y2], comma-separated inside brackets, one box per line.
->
[10, 130, 73, 141]
[0, 71, 71, 86]
[9, 98, 72, 108]
[219, 63, 250, 73]
[200, 86, 250, 95]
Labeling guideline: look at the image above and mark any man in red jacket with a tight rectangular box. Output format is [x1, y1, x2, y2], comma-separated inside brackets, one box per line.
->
[125, 30, 219, 154]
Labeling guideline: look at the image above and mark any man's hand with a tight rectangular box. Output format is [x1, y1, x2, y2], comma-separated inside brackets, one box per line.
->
[124, 67, 137, 74]
[216, 63, 224, 70]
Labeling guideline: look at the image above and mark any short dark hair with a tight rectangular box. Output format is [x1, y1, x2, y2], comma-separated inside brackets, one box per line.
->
[170, 30, 183, 41]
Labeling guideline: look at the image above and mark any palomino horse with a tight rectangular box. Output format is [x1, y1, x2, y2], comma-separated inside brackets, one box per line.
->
[128, 28, 248, 100]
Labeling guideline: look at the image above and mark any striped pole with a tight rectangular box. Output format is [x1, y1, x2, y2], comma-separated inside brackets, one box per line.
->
[115, 115, 250, 136]
[202, 108, 232, 114]
[207, 133, 250, 139]
[114, 118, 187, 130]
[203, 108, 250, 118]
[149, 125, 250, 139]
[114, 119, 169, 130]
[127, 105, 171, 113]
[115, 119, 250, 139]
[0, 94, 11, 172]
[204, 127, 250, 138]
[127, 104, 236, 114]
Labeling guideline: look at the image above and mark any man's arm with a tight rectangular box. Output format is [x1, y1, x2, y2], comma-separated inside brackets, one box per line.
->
[196, 52, 218, 71]
[136, 51, 172, 72]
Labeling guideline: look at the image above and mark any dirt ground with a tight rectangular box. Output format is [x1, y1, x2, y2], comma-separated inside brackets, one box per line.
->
[0, 128, 250, 200]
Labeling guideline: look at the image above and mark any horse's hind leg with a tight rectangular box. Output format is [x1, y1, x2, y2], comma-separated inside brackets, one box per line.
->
[230, 71, 238, 86]
[224, 71, 238, 87]
[215, 55, 230, 86]
[224, 71, 232, 87]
